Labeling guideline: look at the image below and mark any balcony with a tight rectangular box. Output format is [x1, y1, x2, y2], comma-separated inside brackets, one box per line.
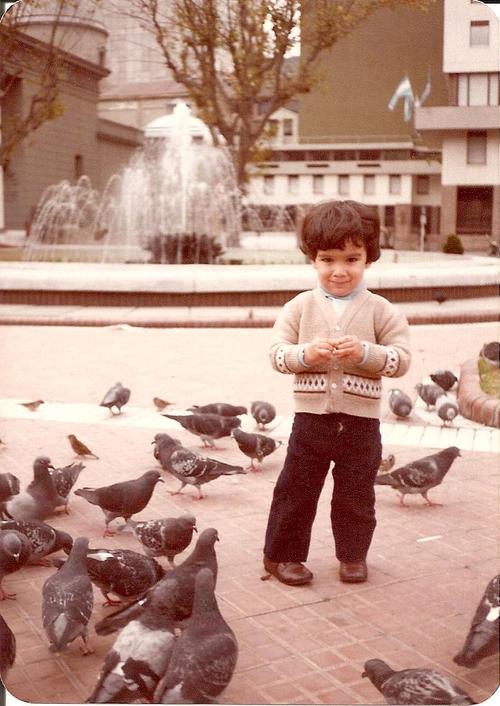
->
[415, 105, 500, 133]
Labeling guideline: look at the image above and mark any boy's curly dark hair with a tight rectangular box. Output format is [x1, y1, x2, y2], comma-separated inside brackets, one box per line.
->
[300, 199, 381, 262]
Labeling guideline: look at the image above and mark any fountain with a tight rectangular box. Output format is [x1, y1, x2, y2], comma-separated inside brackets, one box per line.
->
[23, 103, 243, 263]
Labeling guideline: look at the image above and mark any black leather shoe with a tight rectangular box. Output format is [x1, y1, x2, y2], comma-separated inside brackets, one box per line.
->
[339, 560, 368, 583]
[262, 558, 313, 585]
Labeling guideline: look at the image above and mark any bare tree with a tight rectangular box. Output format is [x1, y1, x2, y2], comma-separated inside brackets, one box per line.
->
[128, 0, 431, 188]
[0, 0, 100, 168]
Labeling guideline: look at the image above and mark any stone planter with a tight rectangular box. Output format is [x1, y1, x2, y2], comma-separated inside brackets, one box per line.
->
[458, 358, 500, 428]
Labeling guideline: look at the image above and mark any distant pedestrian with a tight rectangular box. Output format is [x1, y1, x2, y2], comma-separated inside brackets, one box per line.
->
[262, 199, 411, 586]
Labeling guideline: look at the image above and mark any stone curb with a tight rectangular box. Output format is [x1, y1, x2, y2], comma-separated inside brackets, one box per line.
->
[458, 357, 500, 428]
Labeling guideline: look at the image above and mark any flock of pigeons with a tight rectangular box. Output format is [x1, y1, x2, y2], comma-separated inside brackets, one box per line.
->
[388, 368, 460, 426]
[0, 375, 497, 704]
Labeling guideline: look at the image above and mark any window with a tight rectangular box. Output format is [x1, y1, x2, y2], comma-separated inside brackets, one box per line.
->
[467, 131, 487, 164]
[312, 175, 324, 195]
[263, 175, 274, 195]
[416, 175, 430, 194]
[384, 205, 395, 228]
[363, 175, 375, 195]
[283, 118, 294, 137]
[389, 175, 401, 195]
[457, 73, 499, 106]
[287, 175, 299, 195]
[74, 154, 83, 180]
[456, 186, 493, 234]
[268, 119, 279, 137]
[359, 150, 381, 161]
[470, 20, 489, 46]
[338, 175, 349, 195]
[98, 46, 106, 67]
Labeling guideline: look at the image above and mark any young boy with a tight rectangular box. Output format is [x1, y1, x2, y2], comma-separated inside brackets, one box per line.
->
[263, 199, 411, 586]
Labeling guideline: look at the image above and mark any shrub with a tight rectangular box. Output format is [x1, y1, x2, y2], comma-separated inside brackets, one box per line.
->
[146, 233, 225, 264]
[442, 234, 464, 255]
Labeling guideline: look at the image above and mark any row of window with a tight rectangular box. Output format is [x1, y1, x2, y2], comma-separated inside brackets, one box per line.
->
[262, 174, 431, 196]
[456, 73, 499, 106]
[264, 149, 441, 162]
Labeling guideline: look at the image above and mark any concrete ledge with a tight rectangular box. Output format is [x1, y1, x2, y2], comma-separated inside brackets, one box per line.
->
[458, 358, 500, 428]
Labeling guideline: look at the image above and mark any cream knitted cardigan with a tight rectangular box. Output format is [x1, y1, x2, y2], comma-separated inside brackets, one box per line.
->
[269, 287, 411, 419]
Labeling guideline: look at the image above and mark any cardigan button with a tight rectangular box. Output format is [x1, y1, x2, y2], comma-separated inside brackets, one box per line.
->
[331, 383, 337, 389]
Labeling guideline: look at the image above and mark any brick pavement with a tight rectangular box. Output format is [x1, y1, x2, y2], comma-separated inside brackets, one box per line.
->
[0, 322, 498, 705]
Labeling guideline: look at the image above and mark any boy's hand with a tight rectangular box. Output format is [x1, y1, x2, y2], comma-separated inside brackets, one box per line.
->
[303, 338, 337, 366]
[331, 335, 364, 363]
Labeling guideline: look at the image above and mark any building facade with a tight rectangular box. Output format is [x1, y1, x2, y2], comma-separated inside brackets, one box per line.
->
[415, 0, 500, 251]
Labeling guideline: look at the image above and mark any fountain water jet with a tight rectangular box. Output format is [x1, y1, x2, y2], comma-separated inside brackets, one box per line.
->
[24, 103, 242, 263]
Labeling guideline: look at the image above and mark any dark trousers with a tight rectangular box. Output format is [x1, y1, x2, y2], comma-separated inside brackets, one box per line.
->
[264, 412, 382, 563]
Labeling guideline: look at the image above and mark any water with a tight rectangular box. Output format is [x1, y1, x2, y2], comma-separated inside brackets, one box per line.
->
[23, 103, 244, 263]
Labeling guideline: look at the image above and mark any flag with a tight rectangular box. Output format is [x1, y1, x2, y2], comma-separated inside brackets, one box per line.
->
[388, 75, 414, 122]
[418, 70, 432, 106]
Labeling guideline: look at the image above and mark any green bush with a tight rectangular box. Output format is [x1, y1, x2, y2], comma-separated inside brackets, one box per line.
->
[442, 234, 464, 255]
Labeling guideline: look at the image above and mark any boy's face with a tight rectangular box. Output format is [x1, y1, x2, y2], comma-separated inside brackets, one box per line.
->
[312, 239, 371, 297]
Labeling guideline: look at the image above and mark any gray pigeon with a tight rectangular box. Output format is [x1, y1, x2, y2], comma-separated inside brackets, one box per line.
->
[415, 382, 445, 410]
[42, 536, 94, 654]
[362, 658, 475, 704]
[251, 400, 276, 430]
[4, 456, 59, 521]
[378, 454, 396, 473]
[0, 529, 32, 600]
[231, 428, 283, 470]
[49, 461, 86, 513]
[100, 382, 131, 415]
[374, 446, 461, 506]
[88, 578, 178, 703]
[454, 575, 500, 668]
[125, 513, 197, 565]
[152, 433, 183, 470]
[0, 473, 20, 504]
[435, 393, 459, 426]
[162, 413, 241, 448]
[164, 444, 247, 499]
[95, 528, 219, 635]
[188, 402, 247, 416]
[0, 519, 72, 566]
[0, 613, 16, 680]
[54, 547, 165, 607]
[153, 567, 238, 704]
[74, 470, 164, 536]
[430, 369, 458, 392]
[388, 388, 413, 418]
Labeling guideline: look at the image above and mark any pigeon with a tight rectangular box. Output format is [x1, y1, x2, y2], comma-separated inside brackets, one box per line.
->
[5, 456, 59, 521]
[100, 382, 131, 415]
[453, 575, 500, 668]
[74, 471, 164, 537]
[19, 399, 44, 412]
[374, 446, 461, 507]
[67, 434, 99, 459]
[152, 433, 183, 468]
[0, 529, 31, 600]
[188, 402, 247, 416]
[231, 428, 283, 470]
[87, 578, 178, 704]
[42, 536, 94, 654]
[435, 393, 459, 426]
[0, 613, 16, 679]
[430, 370, 458, 392]
[162, 413, 241, 448]
[153, 397, 175, 411]
[49, 461, 86, 513]
[54, 547, 165, 607]
[0, 473, 20, 504]
[153, 567, 238, 704]
[125, 513, 197, 565]
[162, 443, 247, 499]
[362, 658, 475, 704]
[0, 519, 72, 566]
[95, 528, 219, 635]
[251, 400, 276, 430]
[415, 382, 445, 410]
[378, 454, 396, 473]
[388, 388, 413, 418]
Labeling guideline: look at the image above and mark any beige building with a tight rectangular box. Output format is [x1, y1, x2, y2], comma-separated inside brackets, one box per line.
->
[415, 0, 500, 251]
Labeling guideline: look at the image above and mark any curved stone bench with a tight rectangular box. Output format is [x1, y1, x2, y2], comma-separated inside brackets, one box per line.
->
[458, 358, 500, 428]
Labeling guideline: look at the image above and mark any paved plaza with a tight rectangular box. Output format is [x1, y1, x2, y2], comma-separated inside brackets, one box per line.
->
[0, 321, 498, 705]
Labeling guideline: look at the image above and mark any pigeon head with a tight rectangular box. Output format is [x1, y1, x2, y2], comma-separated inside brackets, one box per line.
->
[362, 659, 394, 688]
[33, 456, 55, 474]
[443, 446, 461, 458]
[2, 531, 27, 560]
[180, 513, 197, 531]
[142, 470, 164, 485]
[223, 417, 241, 432]
[233, 406, 247, 415]
[197, 528, 219, 548]
[152, 433, 180, 448]
[56, 530, 74, 553]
